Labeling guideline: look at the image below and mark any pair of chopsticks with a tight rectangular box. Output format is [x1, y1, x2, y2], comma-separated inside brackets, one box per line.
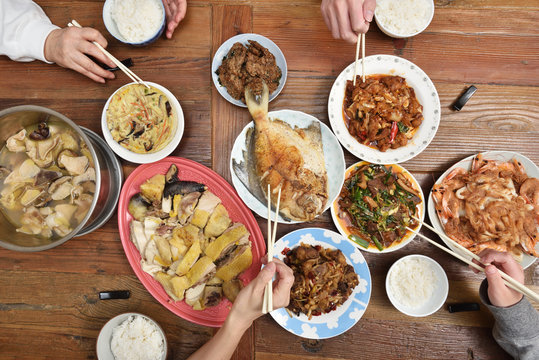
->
[353, 33, 366, 86]
[67, 20, 150, 88]
[262, 184, 281, 314]
[407, 217, 539, 304]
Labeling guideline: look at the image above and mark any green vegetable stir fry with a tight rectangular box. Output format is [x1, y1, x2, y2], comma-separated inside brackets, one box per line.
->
[337, 164, 422, 251]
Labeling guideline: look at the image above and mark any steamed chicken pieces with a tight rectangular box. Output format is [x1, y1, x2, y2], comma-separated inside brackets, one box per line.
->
[128, 164, 252, 310]
[245, 83, 329, 221]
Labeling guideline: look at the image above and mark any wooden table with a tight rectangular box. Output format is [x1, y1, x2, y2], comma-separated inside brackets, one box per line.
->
[1, 1, 538, 359]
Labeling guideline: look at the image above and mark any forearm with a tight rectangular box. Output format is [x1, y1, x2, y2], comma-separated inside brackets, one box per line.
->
[0, 0, 59, 62]
[479, 280, 539, 360]
[187, 314, 252, 360]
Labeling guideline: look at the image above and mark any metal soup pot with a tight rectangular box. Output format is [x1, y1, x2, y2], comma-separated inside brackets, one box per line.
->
[0, 106, 120, 251]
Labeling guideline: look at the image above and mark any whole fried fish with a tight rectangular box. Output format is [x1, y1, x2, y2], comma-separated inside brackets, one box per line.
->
[245, 83, 328, 221]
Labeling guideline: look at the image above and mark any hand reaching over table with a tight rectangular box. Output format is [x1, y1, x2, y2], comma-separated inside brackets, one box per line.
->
[187, 258, 294, 360]
[163, 0, 188, 39]
[474, 249, 524, 307]
[44, 27, 115, 83]
[321, 0, 376, 42]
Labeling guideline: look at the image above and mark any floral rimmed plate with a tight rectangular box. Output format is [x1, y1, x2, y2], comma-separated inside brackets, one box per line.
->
[328, 55, 440, 164]
[270, 228, 371, 339]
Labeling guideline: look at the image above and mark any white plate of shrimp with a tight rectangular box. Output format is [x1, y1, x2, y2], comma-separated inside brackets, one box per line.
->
[427, 151, 539, 269]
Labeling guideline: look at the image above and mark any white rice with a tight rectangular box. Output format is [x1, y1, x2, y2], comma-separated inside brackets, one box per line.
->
[111, 0, 164, 43]
[388, 257, 437, 309]
[111, 315, 165, 360]
[375, 0, 432, 36]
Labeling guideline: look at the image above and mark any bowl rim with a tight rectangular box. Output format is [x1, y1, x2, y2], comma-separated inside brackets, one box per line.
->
[103, 0, 166, 45]
[385, 254, 448, 317]
[101, 81, 184, 164]
[331, 161, 425, 253]
[96, 312, 168, 360]
[211, 33, 288, 108]
[374, 0, 435, 38]
[0, 105, 101, 252]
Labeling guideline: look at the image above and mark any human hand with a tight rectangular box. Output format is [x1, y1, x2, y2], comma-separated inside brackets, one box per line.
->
[321, 0, 377, 43]
[472, 249, 524, 307]
[43, 27, 115, 83]
[162, 0, 187, 39]
[227, 257, 294, 331]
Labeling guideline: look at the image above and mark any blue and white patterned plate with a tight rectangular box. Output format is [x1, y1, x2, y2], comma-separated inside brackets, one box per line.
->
[328, 55, 441, 164]
[230, 110, 345, 223]
[270, 228, 372, 339]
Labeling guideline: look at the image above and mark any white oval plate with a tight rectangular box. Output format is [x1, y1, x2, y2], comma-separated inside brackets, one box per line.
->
[427, 151, 539, 269]
[331, 161, 425, 253]
[230, 109, 345, 223]
[101, 82, 185, 164]
[270, 228, 371, 339]
[328, 55, 440, 164]
[386, 254, 448, 317]
[211, 33, 287, 107]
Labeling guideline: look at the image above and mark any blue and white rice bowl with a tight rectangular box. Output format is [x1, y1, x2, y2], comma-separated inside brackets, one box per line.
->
[103, 0, 166, 46]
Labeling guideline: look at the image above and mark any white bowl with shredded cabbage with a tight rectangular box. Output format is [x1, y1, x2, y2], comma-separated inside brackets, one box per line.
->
[386, 254, 448, 317]
[375, 0, 435, 38]
[96, 313, 167, 360]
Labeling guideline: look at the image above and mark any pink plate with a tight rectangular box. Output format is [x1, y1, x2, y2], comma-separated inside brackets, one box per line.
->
[118, 157, 265, 327]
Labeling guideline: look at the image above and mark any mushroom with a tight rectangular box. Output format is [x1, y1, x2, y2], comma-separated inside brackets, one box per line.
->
[34, 170, 62, 186]
[6, 129, 27, 152]
[73, 167, 95, 185]
[48, 176, 77, 202]
[58, 151, 89, 175]
[20, 188, 45, 207]
[25, 135, 60, 168]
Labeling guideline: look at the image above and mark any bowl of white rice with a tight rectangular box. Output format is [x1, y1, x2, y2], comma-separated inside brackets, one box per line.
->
[374, 0, 435, 38]
[386, 254, 448, 317]
[96, 313, 167, 360]
[103, 0, 166, 46]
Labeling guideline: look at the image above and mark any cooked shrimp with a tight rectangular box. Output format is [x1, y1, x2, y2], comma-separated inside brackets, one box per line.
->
[432, 155, 539, 260]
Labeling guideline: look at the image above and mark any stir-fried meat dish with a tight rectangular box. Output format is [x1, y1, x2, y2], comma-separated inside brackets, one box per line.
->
[432, 154, 539, 259]
[344, 75, 423, 152]
[336, 164, 422, 250]
[285, 243, 358, 320]
[216, 40, 282, 103]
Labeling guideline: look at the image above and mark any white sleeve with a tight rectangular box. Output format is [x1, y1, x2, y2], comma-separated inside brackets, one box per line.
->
[0, 0, 60, 63]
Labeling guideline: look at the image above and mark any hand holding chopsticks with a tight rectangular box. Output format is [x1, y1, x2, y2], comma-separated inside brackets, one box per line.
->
[408, 217, 539, 304]
[67, 20, 149, 88]
[262, 185, 281, 314]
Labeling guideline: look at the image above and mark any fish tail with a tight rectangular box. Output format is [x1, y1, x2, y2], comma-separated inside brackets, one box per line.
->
[245, 82, 269, 124]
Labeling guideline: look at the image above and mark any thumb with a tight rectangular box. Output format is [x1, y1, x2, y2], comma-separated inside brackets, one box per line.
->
[485, 264, 504, 290]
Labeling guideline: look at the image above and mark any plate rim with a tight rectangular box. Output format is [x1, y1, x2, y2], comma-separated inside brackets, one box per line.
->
[327, 54, 441, 164]
[269, 227, 372, 339]
[101, 81, 185, 164]
[229, 109, 345, 223]
[211, 33, 288, 108]
[427, 151, 539, 269]
[331, 161, 425, 253]
[117, 156, 265, 327]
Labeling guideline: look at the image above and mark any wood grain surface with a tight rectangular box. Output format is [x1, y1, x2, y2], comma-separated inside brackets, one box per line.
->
[0, 0, 538, 359]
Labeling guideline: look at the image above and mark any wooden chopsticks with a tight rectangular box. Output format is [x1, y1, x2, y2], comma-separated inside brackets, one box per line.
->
[262, 184, 281, 314]
[353, 33, 366, 86]
[407, 217, 539, 304]
[68, 19, 150, 88]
